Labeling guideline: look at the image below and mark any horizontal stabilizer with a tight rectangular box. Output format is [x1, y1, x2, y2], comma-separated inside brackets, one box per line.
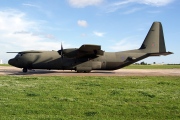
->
[149, 52, 173, 56]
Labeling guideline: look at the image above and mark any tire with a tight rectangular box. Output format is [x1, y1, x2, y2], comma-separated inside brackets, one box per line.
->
[84, 70, 91, 73]
[22, 68, 28, 73]
[77, 70, 84, 73]
[77, 70, 91, 73]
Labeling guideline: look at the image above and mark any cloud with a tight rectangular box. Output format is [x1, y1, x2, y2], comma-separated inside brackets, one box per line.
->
[22, 3, 53, 18]
[22, 3, 40, 8]
[68, 0, 103, 8]
[77, 20, 88, 27]
[114, 0, 174, 6]
[123, 7, 143, 14]
[111, 0, 132, 6]
[110, 38, 139, 51]
[147, 10, 161, 13]
[0, 9, 70, 63]
[93, 31, 105, 37]
[14, 30, 31, 34]
[107, 0, 174, 13]
[137, 0, 174, 6]
[0, 9, 34, 32]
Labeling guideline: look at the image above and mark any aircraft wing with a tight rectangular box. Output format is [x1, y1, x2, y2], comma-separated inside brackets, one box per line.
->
[7, 51, 42, 53]
[7, 51, 42, 54]
[77, 44, 104, 58]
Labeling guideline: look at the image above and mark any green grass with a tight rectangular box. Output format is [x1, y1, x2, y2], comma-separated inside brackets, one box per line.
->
[0, 76, 179, 119]
[124, 64, 180, 69]
[0, 64, 10, 66]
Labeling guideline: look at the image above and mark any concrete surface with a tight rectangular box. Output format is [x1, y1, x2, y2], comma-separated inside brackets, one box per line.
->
[0, 66, 180, 76]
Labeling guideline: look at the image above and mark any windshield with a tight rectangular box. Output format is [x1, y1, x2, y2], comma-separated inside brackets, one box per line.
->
[15, 53, 23, 58]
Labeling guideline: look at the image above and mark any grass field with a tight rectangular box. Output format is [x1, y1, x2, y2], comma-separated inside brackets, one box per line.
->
[124, 64, 180, 69]
[0, 64, 10, 66]
[0, 76, 179, 119]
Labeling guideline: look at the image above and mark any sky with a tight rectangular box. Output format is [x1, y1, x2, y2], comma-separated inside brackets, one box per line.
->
[0, 0, 179, 64]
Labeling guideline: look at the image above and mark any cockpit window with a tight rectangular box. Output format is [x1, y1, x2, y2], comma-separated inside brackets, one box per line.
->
[15, 53, 23, 58]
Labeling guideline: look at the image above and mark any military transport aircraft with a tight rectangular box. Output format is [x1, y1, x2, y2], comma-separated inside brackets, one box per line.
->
[8, 22, 172, 73]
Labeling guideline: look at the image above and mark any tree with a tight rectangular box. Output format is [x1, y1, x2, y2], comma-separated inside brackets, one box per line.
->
[140, 61, 146, 65]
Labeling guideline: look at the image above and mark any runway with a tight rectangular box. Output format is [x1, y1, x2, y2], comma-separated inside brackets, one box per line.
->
[0, 66, 180, 76]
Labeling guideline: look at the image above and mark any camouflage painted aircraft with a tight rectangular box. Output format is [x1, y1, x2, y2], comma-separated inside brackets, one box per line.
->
[8, 22, 172, 73]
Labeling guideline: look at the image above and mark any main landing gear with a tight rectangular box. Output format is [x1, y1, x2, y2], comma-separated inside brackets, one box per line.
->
[77, 70, 91, 73]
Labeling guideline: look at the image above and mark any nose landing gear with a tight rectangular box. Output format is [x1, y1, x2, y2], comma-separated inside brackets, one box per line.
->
[22, 68, 28, 73]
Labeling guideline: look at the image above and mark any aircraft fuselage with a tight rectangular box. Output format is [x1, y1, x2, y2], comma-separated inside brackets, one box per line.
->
[8, 49, 148, 72]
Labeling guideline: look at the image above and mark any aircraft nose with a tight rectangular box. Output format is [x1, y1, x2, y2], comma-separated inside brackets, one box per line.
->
[8, 58, 16, 66]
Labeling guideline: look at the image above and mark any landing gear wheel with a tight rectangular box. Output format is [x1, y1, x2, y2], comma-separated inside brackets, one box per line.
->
[22, 68, 28, 73]
[77, 70, 83, 73]
[84, 70, 91, 73]
[77, 70, 91, 73]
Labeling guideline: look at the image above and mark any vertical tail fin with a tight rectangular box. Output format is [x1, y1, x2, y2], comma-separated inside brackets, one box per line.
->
[140, 22, 166, 53]
[140, 22, 172, 55]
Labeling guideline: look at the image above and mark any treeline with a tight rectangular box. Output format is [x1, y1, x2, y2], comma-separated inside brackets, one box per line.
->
[167, 64, 180, 65]
[134, 62, 180, 65]
[134, 62, 150, 65]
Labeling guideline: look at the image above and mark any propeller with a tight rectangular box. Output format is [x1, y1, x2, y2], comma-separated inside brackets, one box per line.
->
[60, 42, 64, 59]
[57, 42, 65, 59]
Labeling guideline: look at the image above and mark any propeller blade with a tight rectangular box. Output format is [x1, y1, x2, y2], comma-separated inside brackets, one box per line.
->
[61, 42, 64, 59]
